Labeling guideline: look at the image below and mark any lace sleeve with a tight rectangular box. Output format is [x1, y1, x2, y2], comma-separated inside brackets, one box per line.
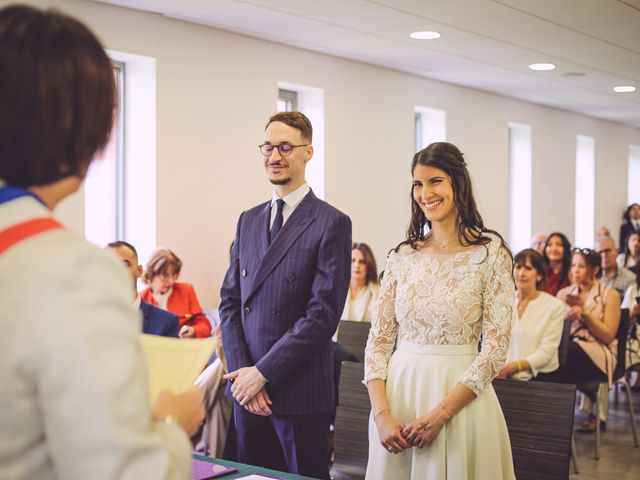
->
[363, 253, 399, 384]
[458, 243, 514, 395]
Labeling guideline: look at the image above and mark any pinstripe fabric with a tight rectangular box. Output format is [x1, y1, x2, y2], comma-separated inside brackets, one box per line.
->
[220, 190, 351, 415]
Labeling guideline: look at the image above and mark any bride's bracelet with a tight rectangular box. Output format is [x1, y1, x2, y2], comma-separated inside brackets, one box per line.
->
[373, 407, 389, 420]
[439, 403, 453, 422]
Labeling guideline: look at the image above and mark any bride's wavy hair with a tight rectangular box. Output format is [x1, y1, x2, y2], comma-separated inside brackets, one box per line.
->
[396, 142, 510, 261]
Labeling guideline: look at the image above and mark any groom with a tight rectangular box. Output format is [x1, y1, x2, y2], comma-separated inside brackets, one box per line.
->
[219, 111, 351, 479]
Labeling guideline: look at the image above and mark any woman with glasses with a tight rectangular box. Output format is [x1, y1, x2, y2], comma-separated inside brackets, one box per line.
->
[558, 248, 621, 433]
[364, 142, 515, 479]
[497, 249, 565, 382]
[542, 232, 572, 296]
[141, 247, 211, 338]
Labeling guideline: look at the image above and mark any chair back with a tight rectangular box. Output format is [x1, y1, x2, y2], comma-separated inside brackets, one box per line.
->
[493, 378, 576, 480]
[557, 320, 571, 382]
[613, 308, 630, 381]
[331, 362, 369, 480]
[336, 320, 371, 362]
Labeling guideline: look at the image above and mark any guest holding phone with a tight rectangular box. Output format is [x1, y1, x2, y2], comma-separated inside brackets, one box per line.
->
[558, 248, 621, 433]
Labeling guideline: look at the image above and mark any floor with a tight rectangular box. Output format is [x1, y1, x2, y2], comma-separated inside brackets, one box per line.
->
[570, 386, 640, 479]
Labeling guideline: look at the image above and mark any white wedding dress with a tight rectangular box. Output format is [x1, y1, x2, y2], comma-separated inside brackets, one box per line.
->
[364, 234, 516, 480]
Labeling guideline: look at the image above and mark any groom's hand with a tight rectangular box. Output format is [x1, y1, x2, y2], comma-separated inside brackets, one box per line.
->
[224, 366, 267, 405]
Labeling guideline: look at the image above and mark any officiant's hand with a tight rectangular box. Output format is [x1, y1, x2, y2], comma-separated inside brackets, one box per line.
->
[224, 366, 266, 405]
[374, 411, 411, 454]
[152, 387, 205, 436]
[402, 405, 450, 448]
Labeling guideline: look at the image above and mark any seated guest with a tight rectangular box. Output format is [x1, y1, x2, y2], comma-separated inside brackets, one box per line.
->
[106, 241, 179, 338]
[596, 236, 635, 298]
[498, 249, 565, 381]
[617, 231, 640, 270]
[341, 242, 380, 322]
[558, 248, 621, 433]
[141, 247, 211, 338]
[594, 225, 611, 243]
[531, 232, 547, 255]
[193, 325, 231, 458]
[621, 256, 640, 373]
[619, 203, 640, 253]
[542, 232, 572, 296]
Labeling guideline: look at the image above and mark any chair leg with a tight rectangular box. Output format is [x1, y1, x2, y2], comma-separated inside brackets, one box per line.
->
[616, 378, 639, 447]
[595, 384, 602, 460]
[571, 434, 579, 474]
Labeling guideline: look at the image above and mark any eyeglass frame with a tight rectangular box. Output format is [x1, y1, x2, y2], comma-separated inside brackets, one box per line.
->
[258, 143, 310, 157]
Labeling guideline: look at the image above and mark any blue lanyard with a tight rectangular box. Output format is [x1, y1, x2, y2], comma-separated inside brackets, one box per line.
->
[0, 185, 45, 206]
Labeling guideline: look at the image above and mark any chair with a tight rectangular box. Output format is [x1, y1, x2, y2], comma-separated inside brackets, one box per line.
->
[330, 362, 369, 480]
[493, 378, 576, 480]
[576, 308, 639, 459]
[556, 320, 580, 474]
[557, 319, 571, 383]
[336, 320, 371, 362]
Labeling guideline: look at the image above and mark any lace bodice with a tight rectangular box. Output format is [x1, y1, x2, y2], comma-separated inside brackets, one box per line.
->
[363, 235, 514, 395]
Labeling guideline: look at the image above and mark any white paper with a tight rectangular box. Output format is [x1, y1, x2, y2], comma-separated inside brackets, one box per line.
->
[140, 334, 216, 404]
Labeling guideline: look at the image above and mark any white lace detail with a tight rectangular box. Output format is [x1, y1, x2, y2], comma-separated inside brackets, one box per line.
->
[363, 235, 514, 396]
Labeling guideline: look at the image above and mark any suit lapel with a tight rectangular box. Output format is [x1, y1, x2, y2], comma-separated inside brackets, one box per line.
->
[246, 191, 317, 301]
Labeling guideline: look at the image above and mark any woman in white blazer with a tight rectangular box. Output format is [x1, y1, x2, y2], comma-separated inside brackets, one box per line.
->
[498, 249, 565, 381]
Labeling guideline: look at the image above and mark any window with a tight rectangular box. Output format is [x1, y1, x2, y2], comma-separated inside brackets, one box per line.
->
[277, 82, 325, 199]
[628, 145, 640, 205]
[508, 123, 532, 253]
[84, 50, 157, 265]
[277, 89, 298, 112]
[414, 106, 446, 152]
[575, 135, 595, 248]
[84, 62, 124, 247]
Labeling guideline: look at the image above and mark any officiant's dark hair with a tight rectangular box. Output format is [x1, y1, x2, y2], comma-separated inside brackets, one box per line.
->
[398, 142, 511, 264]
[0, 5, 116, 187]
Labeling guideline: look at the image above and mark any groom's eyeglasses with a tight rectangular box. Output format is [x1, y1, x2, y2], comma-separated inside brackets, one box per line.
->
[259, 143, 309, 157]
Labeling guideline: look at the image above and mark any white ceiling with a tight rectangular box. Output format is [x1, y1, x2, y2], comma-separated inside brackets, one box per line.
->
[95, 0, 640, 127]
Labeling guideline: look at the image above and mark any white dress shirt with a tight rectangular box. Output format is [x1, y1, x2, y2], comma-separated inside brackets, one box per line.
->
[269, 182, 310, 230]
[507, 291, 565, 380]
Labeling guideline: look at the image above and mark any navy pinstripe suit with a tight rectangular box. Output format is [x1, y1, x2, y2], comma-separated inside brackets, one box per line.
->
[220, 190, 351, 478]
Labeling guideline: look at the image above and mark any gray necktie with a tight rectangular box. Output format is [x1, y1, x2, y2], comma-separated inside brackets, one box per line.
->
[270, 199, 285, 244]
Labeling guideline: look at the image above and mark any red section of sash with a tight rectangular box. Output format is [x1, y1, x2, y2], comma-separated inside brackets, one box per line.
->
[0, 217, 63, 255]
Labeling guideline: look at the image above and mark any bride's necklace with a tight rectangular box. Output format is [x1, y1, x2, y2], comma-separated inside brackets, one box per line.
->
[430, 234, 457, 249]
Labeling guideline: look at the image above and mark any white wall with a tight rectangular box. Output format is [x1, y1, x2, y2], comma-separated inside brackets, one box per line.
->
[12, 0, 640, 307]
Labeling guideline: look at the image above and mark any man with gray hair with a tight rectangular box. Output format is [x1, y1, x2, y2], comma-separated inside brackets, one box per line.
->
[596, 236, 634, 297]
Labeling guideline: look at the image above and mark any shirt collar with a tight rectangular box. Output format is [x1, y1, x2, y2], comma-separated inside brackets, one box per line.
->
[271, 182, 310, 209]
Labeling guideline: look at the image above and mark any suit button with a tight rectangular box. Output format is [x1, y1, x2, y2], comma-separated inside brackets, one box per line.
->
[287, 274, 296, 282]
[241, 269, 247, 277]
[244, 306, 250, 314]
[272, 309, 280, 317]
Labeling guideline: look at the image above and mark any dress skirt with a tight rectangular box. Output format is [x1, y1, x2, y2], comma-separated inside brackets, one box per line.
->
[365, 342, 515, 480]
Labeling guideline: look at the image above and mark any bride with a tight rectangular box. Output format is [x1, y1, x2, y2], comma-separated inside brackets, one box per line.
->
[363, 142, 516, 479]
